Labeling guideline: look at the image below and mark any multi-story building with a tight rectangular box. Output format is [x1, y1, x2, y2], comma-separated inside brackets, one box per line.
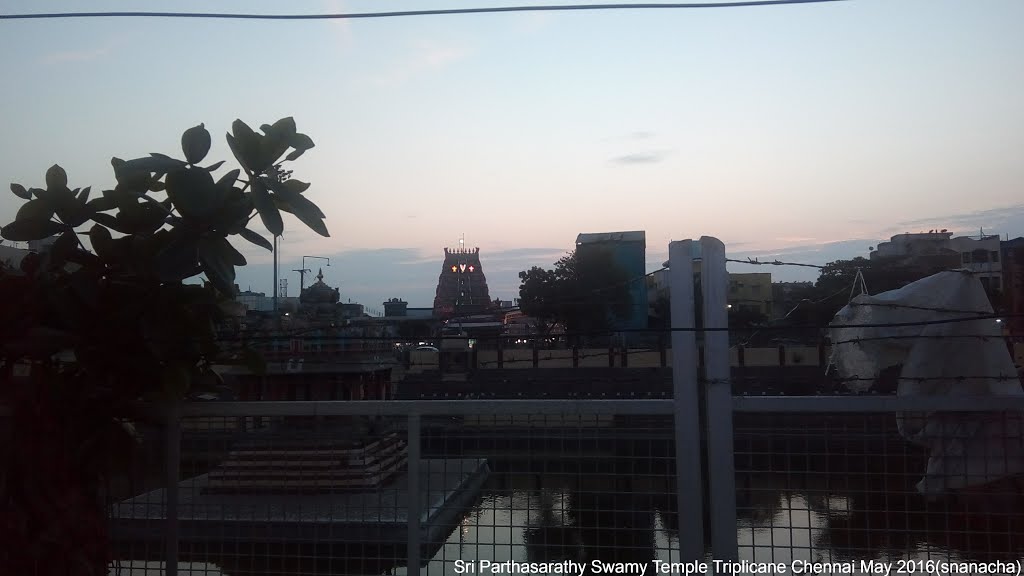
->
[728, 273, 773, 317]
[872, 230, 1002, 292]
[1002, 238, 1024, 339]
[575, 231, 648, 338]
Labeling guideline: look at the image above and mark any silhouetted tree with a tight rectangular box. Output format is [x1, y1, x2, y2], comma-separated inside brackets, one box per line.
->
[0, 118, 325, 575]
[518, 248, 632, 345]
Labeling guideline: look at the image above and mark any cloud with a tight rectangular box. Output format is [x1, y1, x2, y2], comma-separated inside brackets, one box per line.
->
[512, 11, 556, 34]
[889, 204, 1024, 238]
[630, 131, 655, 140]
[368, 41, 468, 87]
[43, 44, 115, 64]
[610, 150, 669, 165]
[323, 0, 354, 52]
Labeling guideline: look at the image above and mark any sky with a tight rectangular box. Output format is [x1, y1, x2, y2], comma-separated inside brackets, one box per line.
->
[2, 0, 1023, 308]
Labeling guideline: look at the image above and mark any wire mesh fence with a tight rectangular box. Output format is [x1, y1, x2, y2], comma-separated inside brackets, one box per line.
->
[727, 396, 1024, 572]
[98, 394, 1024, 576]
[105, 400, 687, 576]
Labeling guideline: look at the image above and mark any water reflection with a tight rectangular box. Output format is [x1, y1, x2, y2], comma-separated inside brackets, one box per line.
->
[111, 454, 1024, 575]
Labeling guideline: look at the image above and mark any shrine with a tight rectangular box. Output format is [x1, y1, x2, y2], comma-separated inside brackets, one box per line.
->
[433, 237, 493, 319]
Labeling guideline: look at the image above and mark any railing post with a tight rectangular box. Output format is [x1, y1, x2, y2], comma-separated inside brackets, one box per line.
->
[621, 346, 628, 368]
[497, 342, 504, 369]
[700, 237, 738, 566]
[406, 413, 421, 576]
[737, 344, 746, 367]
[471, 347, 479, 370]
[659, 337, 668, 367]
[608, 344, 615, 368]
[165, 402, 181, 576]
[778, 344, 786, 366]
[572, 346, 579, 368]
[668, 240, 704, 562]
[532, 342, 539, 368]
[818, 339, 827, 366]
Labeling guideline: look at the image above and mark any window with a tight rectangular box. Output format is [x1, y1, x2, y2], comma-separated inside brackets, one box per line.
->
[972, 249, 989, 263]
[992, 251, 1000, 263]
[963, 252, 971, 264]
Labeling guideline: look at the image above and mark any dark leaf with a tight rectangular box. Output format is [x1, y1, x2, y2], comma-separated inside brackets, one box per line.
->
[46, 164, 68, 189]
[198, 236, 237, 296]
[150, 180, 166, 192]
[283, 179, 310, 194]
[269, 183, 329, 236]
[262, 117, 297, 167]
[242, 347, 267, 376]
[284, 148, 306, 162]
[250, 179, 283, 237]
[118, 156, 187, 178]
[239, 227, 273, 251]
[47, 230, 79, 269]
[165, 166, 223, 222]
[223, 238, 246, 266]
[65, 247, 102, 268]
[155, 235, 200, 282]
[78, 186, 91, 202]
[181, 123, 212, 165]
[16, 199, 55, 222]
[1, 218, 66, 242]
[90, 212, 129, 233]
[19, 251, 40, 275]
[88, 224, 113, 260]
[216, 169, 241, 188]
[86, 196, 118, 213]
[203, 160, 226, 172]
[228, 120, 265, 173]
[290, 132, 315, 151]
[117, 203, 168, 235]
[10, 183, 31, 200]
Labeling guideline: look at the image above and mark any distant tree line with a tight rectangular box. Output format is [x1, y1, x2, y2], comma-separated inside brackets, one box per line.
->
[520, 251, 1003, 347]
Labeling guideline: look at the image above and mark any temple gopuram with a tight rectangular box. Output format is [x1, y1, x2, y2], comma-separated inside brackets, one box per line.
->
[432, 240, 493, 319]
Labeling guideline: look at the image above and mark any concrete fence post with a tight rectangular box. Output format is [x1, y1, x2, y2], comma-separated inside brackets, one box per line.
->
[700, 236, 739, 565]
[668, 240, 705, 561]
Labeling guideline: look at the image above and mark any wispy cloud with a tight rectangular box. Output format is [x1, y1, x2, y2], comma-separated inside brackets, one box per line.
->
[630, 131, 655, 140]
[43, 43, 116, 64]
[512, 11, 556, 34]
[368, 41, 469, 87]
[610, 150, 669, 165]
[323, 0, 354, 52]
[889, 204, 1024, 237]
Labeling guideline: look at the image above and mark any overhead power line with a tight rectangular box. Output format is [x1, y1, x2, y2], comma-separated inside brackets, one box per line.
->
[0, 0, 850, 21]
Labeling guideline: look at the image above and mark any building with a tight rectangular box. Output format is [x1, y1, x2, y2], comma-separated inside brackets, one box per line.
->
[575, 231, 648, 337]
[872, 230, 1002, 292]
[432, 244, 493, 319]
[1002, 238, 1024, 339]
[771, 281, 814, 319]
[384, 298, 408, 317]
[728, 273, 773, 317]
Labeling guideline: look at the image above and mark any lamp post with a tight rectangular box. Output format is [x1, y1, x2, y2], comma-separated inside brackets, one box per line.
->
[296, 256, 330, 292]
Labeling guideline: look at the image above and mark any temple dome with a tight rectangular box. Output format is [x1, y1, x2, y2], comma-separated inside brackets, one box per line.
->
[300, 268, 340, 305]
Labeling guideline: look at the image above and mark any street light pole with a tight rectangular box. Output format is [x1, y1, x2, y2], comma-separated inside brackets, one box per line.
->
[297, 256, 330, 292]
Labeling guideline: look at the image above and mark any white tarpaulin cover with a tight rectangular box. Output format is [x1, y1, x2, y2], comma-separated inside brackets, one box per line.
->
[828, 270, 1024, 496]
